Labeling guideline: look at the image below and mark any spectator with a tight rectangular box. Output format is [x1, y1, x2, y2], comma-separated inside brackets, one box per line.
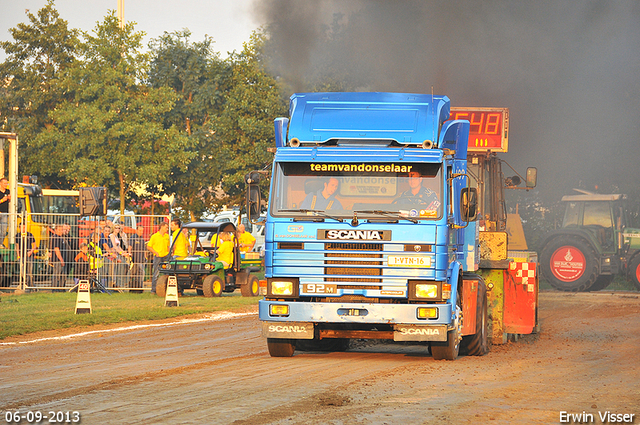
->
[74, 243, 89, 284]
[50, 225, 66, 290]
[110, 224, 130, 288]
[61, 223, 74, 277]
[0, 177, 11, 247]
[170, 218, 190, 257]
[147, 222, 170, 295]
[87, 232, 105, 286]
[236, 224, 256, 253]
[128, 225, 147, 290]
[100, 223, 114, 286]
[15, 223, 36, 286]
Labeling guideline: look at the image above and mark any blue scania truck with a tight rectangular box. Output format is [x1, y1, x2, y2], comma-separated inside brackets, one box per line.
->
[246, 92, 538, 360]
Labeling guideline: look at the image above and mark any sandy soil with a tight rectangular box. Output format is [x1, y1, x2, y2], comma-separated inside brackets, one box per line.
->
[1, 291, 639, 425]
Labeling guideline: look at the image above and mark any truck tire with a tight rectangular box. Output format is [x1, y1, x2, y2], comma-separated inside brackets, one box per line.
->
[202, 275, 223, 297]
[240, 274, 260, 297]
[460, 281, 489, 356]
[156, 275, 168, 297]
[628, 256, 640, 291]
[267, 338, 296, 357]
[540, 236, 599, 292]
[588, 275, 614, 291]
[431, 327, 460, 361]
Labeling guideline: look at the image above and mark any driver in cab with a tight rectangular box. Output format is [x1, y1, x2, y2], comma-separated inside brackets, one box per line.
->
[300, 177, 343, 210]
[396, 171, 440, 209]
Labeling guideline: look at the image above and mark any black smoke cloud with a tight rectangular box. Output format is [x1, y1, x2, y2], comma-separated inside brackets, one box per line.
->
[253, 0, 640, 203]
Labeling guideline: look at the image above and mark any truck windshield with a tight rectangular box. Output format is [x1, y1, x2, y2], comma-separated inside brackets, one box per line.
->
[271, 162, 443, 220]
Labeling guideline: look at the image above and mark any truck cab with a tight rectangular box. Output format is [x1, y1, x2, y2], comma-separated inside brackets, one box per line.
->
[247, 92, 485, 359]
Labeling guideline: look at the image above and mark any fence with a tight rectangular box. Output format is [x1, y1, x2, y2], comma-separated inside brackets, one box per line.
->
[0, 213, 170, 292]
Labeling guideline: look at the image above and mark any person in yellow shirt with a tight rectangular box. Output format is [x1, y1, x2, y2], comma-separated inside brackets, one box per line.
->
[217, 232, 234, 268]
[147, 222, 170, 294]
[236, 224, 256, 253]
[170, 218, 190, 257]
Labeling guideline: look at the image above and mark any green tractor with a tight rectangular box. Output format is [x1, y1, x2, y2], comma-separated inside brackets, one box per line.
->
[539, 189, 640, 292]
[156, 222, 262, 297]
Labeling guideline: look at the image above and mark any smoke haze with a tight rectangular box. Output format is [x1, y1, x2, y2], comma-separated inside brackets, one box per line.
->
[253, 0, 640, 203]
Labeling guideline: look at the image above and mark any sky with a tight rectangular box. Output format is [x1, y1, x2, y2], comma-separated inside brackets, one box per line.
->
[0, 0, 259, 59]
[2, 0, 640, 204]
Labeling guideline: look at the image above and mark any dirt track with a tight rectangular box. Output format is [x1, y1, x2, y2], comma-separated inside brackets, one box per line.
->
[1, 291, 639, 425]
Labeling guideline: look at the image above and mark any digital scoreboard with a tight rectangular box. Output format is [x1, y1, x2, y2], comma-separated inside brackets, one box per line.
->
[450, 107, 509, 153]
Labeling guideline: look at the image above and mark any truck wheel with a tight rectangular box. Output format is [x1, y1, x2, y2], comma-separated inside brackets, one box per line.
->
[431, 328, 460, 361]
[267, 338, 295, 357]
[156, 275, 168, 297]
[240, 274, 260, 297]
[460, 281, 489, 356]
[628, 256, 640, 291]
[202, 275, 223, 297]
[540, 236, 599, 291]
[589, 275, 614, 291]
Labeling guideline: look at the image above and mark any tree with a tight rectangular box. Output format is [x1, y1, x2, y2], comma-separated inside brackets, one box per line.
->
[34, 12, 193, 211]
[213, 31, 288, 206]
[0, 0, 79, 181]
[148, 30, 232, 220]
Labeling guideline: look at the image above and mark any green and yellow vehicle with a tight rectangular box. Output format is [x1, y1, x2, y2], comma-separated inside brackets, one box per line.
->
[156, 221, 262, 297]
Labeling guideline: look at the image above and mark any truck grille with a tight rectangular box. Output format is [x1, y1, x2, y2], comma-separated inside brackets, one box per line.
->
[324, 242, 383, 283]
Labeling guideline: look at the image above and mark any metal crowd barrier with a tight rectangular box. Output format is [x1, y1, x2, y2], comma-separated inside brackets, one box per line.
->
[0, 213, 170, 292]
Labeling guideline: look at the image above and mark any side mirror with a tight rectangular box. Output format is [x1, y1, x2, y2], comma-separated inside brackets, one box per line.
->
[245, 171, 263, 223]
[461, 187, 478, 222]
[526, 167, 537, 188]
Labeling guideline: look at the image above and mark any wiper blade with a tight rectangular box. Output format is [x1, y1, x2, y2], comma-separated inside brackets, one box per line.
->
[281, 209, 344, 223]
[354, 210, 418, 224]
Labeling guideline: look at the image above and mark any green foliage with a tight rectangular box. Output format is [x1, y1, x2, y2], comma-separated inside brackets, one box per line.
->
[214, 31, 288, 206]
[1, 5, 290, 215]
[0, 0, 79, 182]
[32, 12, 194, 210]
[148, 30, 232, 219]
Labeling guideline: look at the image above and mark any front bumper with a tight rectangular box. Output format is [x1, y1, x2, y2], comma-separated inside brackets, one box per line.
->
[259, 299, 453, 341]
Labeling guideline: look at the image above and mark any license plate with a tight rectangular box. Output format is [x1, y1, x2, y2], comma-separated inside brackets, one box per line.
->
[388, 255, 431, 268]
[302, 283, 338, 294]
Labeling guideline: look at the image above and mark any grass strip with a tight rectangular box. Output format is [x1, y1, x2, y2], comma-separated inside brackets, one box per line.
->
[0, 291, 258, 340]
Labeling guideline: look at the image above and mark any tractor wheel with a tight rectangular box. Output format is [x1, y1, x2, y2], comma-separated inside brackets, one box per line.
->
[589, 275, 614, 292]
[240, 274, 260, 297]
[540, 236, 599, 291]
[431, 327, 460, 361]
[202, 275, 223, 297]
[267, 338, 296, 357]
[628, 256, 640, 291]
[156, 275, 168, 297]
[460, 280, 489, 356]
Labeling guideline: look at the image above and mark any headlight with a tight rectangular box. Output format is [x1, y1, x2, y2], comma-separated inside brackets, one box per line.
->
[415, 284, 439, 299]
[270, 304, 290, 317]
[267, 277, 299, 298]
[408, 280, 444, 302]
[417, 307, 438, 319]
[271, 281, 294, 296]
